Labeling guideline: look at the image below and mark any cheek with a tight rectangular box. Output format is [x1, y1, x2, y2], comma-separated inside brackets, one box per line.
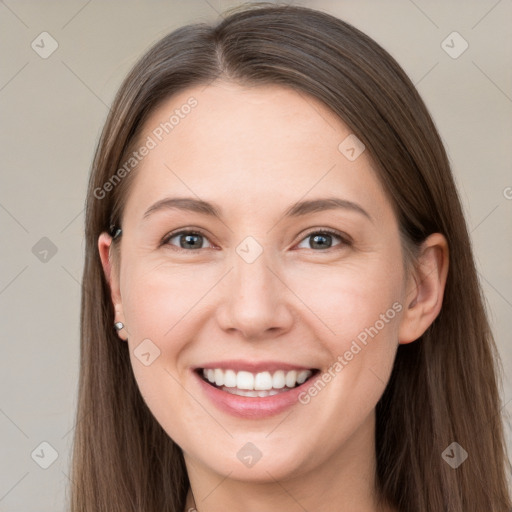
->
[289, 254, 404, 344]
[121, 245, 404, 356]
[120, 257, 216, 341]
[119, 263, 189, 386]
[290, 262, 402, 448]
[289, 253, 403, 413]
[119, 266, 204, 439]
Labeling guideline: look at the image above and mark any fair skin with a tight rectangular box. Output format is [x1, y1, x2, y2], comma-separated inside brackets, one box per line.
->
[98, 82, 448, 512]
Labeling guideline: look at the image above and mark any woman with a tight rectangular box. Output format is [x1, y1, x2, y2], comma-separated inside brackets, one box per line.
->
[69, 3, 511, 511]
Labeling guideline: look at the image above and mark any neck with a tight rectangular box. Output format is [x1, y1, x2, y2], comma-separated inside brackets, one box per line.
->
[183, 411, 395, 512]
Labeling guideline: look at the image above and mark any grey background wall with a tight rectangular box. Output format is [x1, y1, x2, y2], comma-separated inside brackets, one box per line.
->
[0, 0, 510, 510]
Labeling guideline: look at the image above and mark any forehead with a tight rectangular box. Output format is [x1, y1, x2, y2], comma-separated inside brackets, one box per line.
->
[122, 81, 390, 223]
[143, 80, 350, 160]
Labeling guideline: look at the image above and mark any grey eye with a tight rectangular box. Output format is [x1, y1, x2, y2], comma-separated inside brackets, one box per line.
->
[296, 231, 344, 250]
[166, 232, 210, 250]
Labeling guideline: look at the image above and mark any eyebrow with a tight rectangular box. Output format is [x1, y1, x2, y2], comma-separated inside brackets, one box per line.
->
[142, 196, 372, 222]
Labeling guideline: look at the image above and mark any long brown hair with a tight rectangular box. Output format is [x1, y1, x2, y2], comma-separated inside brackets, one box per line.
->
[69, 3, 511, 511]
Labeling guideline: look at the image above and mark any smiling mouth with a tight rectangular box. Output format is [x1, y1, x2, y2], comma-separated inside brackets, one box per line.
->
[196, 367, 320, 397]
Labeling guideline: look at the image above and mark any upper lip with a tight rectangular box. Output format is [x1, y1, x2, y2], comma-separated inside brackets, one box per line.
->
[193, 360, 318, 373]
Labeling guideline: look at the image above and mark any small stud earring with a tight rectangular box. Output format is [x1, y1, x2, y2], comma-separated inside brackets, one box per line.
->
[114, 321, 124, 331]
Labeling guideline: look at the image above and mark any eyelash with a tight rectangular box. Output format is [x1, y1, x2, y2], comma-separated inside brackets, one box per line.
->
[159, 227, 352, 254]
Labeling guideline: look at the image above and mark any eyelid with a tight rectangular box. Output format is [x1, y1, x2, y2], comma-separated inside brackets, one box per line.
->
[160, 226, 352, 252]
[160, 227, 215, 250]
[296, 227, 353, 247]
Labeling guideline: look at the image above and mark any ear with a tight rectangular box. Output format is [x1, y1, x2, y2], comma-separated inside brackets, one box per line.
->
[398, 233, 449, 344]
[98, 232, 128, 341]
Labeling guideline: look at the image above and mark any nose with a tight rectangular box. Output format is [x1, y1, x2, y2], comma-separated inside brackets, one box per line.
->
[215, 249, 294, 340]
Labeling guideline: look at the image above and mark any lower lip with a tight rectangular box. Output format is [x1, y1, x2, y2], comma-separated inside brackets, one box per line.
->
[193, 370, 320, 418]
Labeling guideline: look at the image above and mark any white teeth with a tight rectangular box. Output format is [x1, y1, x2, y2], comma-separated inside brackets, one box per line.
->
[220, 386, 282, 397]
[272, 370, 285, 389]
[296, 370, 311, 384]
[214, 369, 224, 387]
[236, 371, 254, 390]
[254, 371, 272, 390]
[201, 368, 314, 392]
[223, 369, 237, 388]
[285, 370, 298, 387]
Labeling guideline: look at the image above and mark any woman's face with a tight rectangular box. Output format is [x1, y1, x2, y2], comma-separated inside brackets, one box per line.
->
[101, 82, 413, 481]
